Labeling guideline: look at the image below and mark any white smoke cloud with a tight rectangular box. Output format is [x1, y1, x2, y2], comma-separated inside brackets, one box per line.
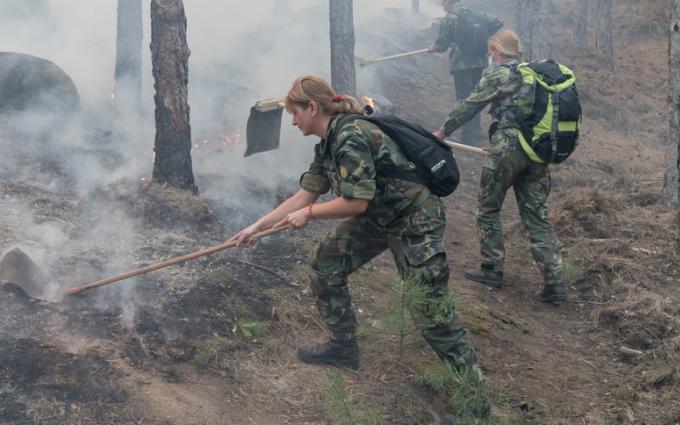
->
[0, 0, 447, 315]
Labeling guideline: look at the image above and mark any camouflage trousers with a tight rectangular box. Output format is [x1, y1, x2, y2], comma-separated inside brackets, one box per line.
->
[309, 194, 478, 371]
[477, 128, 564, 285]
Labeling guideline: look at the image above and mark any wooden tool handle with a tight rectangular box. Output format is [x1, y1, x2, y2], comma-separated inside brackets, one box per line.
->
[254, 97, 286, 112]
[442, 138, 489, 156]
[359, 47, 430, 67]
[66, 225, 291, 295]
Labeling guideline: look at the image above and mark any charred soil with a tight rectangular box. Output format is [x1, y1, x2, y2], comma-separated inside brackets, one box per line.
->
[0, 1, 678, 424]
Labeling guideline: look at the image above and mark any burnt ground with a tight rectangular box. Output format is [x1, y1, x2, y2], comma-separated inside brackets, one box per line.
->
[1, 1, 679, 424]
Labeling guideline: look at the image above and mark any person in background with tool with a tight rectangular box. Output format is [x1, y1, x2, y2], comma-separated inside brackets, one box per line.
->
[231, 75, 490, 423]
[433, 30, 567, 305]
[429, 0, 502, 147]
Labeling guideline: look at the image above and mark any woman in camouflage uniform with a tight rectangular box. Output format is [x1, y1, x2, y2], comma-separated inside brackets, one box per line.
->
[434, 30, 567, 304]
[230, 77, 486, 410]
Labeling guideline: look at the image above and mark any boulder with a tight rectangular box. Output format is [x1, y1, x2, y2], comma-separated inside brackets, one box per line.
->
[0, 52, 79, 115]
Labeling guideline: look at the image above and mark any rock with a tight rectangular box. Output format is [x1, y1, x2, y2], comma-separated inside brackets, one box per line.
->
[0, 52, 80, 116]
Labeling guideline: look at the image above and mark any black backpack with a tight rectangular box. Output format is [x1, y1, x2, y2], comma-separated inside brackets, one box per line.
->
[329, 114, 460, 197]
[513, 60, 581, 164]
[455, 8, 503, 58]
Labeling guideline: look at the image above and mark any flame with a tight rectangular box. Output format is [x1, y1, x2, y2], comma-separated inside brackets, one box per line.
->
[223, 133, 241, 147]
[192, 134, 241, 150]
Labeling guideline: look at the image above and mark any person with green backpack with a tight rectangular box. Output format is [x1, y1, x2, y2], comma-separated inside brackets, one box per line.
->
[429, 0, 503, 147]
[434, 29, 581, 305]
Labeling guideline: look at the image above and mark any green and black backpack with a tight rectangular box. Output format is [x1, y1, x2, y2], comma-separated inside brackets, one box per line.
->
[455, 8, 503, 58]
[513, 59, 581, 164]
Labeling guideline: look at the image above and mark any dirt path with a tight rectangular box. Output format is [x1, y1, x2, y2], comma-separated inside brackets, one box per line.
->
[1, 1, 679, 424]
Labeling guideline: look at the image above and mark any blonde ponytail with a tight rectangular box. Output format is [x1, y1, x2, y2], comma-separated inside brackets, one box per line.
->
[488, 30, 523, 61]
[285, 76, 364, 116]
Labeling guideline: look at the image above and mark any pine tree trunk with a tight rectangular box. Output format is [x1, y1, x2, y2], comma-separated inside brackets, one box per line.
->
[114, 0, 143, 112]
[329, 0, 356, 96]
[412, 0, 420, 14]
[596, 0, 615, 71]
[516, 0, 537, 60]
[576, 0, 589, 50]
[536, 0, 554, 59]
[664, 3, 680, 208]
[150, 0, 196, 192]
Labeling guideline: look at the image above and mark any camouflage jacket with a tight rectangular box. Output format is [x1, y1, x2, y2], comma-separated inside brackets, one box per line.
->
[300, 115, 432, 227]
[439, 60, 523, 136]
[432, 4, 500, 73]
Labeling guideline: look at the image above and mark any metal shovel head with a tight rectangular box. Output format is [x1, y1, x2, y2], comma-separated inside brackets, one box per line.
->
[0, 247, 61, 302]
[244, 106, 282, 157]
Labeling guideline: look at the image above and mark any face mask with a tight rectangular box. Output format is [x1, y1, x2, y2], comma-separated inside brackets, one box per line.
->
[488, 55, 497, 69]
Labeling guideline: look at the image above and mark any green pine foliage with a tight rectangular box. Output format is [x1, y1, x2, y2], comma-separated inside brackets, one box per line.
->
[419, 363, 490, 420]
[322, 371, 383, 425]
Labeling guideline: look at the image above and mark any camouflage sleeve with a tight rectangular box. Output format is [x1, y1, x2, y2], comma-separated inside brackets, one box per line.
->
[332, 126, 377, 201]
[432, 15, 456, 53]
[439, 65, 512, 135]
[299, 143, 331, 194]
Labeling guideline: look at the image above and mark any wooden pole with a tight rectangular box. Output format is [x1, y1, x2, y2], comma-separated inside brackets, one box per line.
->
[66, 225, 291, 295]
[359, 48, 430, 67]
[443, 138, 488, 156]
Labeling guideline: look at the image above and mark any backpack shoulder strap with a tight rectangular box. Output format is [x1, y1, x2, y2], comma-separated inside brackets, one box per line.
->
[326, 113, 365, 156]
[346, 115, 429, 187]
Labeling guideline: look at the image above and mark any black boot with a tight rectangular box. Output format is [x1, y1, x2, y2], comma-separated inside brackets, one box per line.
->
[297, 339, 359, 370]
[536, 282, 568, 305]
[464, 269, 503, 289]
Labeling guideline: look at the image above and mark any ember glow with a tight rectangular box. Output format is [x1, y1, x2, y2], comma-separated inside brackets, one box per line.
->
[192, 133, 241, 150]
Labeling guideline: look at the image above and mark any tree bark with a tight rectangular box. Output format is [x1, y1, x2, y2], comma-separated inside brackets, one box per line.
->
[516, 0, 538, 60]
[150, 0, 196, 192]
[114, 0, 143, 112]
[536, 0, 554, 59]
[596, 0, 615, 71]
[329, 0, 356, 96]
[576, 0, 589, 50]
[664, 3, 680, 208]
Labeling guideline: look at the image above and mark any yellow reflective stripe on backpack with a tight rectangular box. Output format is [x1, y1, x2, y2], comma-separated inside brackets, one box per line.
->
[518, 132, 545, 163]
[519, 61, 576, 91]
[515, 61, 578, 164]
[558, 121, 578, 132]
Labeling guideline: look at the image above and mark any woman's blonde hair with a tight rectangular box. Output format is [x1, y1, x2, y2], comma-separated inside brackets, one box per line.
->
[284, 75, 364, 116]
[488, 30, 523, 61]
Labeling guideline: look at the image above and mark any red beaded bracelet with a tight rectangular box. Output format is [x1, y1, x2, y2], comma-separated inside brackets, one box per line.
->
[308, 203, 315, 220]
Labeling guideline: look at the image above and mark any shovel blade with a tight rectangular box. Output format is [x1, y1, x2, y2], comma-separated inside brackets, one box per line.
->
[0, 247, 61, 302]
[245, 106, 282, 157]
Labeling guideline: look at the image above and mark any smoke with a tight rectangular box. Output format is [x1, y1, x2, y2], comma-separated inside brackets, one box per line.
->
[0, 0, 448, 333]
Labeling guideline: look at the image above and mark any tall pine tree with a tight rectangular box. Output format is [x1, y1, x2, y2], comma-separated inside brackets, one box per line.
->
[329, 0, 356, 96]
[114, 0, 143, 112]
[150, 0, 196, 192]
